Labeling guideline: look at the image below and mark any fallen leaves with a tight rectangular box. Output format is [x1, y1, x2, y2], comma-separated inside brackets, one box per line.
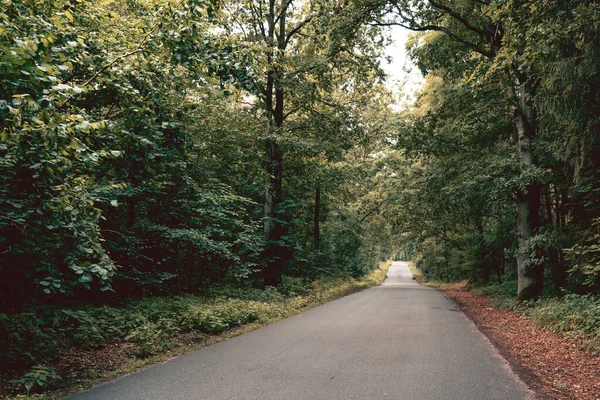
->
[441, 284, 600, 400]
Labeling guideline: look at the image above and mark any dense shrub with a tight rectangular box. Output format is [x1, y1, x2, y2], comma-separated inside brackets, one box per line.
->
[473, 280, 600, 349]
[528, 294, 600, 346]
[1, 263, 391, 371]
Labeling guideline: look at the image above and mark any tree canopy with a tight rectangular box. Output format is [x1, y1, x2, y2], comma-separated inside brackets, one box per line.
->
[1, 0, 599, 350]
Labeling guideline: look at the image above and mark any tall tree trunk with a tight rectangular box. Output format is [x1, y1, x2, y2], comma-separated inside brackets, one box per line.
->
[314, 185, 320, 252]
[263, 84, 274, 241]
[549, 188, 568, 289]
[514, 83, 544, 299]
[262, 0, 276, 284]
[474, 212, 488, 284]
[263, 0, 287, 286]
[444, 241, 449, 283]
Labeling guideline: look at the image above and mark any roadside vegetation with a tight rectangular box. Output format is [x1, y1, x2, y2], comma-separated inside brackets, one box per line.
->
[472, 282, 600, 351]
[2, 0, 600, 398]
[411, 259, 600, 352]
[1, 0, 394, 396]
[1, 262, 391, 397]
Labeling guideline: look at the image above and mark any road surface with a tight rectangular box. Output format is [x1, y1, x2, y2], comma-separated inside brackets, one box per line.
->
[66, 262, 530, 400]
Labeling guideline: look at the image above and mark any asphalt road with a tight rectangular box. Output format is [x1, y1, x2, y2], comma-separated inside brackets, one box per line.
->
[66, 262, 530, 400]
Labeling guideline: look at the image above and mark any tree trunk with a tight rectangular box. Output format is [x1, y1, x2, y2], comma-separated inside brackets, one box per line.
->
[496, 265, 503, 285]
[263, 0, 276, 242]
[314, 184, 320, 252]
[262, 0, 287, 286]
[514, 84, 544, 299]
[474, 212, 489, 284]
[444, 241, 449, 283]
[550, 188, 568, 290]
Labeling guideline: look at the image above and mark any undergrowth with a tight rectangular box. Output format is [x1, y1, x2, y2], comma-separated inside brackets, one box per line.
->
[1, 261, 391, 397]
[406, 261, 422, 283]
[472, 280, 600, 351]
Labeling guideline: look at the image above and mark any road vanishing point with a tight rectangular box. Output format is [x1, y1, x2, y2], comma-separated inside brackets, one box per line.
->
[66, 261, 530, 400]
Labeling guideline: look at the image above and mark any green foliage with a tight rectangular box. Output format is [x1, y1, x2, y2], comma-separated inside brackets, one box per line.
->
[277, 277, 312, 298]
[124, 319, 178, 358]
[472, 278, 519, 309]
[1, 0, 391, 316]
[0, 312, 61, 366]
[0, 261, 390, 377]
[527, 294, 600, 348]
[0, 0, 118, 306]
[9, 365, 61, 394]
[477, 280, 600, 351]
[181, 300, 262, 334]
[565, 218, 600, 290]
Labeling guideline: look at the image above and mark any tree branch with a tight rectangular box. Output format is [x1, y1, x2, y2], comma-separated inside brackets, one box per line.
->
[60, 0, 185, 108]
[371, 19, 494, 58]
[427, 0, 494, 38]
[284, 17, 313, 47]
[250, 1, 268, 41]
[360, 198, 387, 222]
[82, 48, 142, 88]
[274, 0, 294, 26]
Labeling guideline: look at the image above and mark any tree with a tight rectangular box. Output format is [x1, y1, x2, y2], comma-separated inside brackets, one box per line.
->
[353, 0, 592, 298]
[208, 0, 389, 283]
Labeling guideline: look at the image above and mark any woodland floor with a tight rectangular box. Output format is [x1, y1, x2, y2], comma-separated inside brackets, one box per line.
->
[440, 283, 600, 400]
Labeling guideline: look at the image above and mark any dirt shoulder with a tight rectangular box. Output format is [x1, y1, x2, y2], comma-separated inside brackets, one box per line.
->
[438, 283, 600, 400]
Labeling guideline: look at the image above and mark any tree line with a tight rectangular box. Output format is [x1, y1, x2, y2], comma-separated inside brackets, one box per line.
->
[0, 0, 394, 314]
[356, 0, 600, 298]
[1, 0, 599, 317]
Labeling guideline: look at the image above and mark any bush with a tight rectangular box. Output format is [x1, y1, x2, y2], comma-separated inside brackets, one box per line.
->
[124, 319, 177, 358]
[277, 277, 312, 297]
[181, 300, 262, 334]
[474, 281, 600, 349]
[9, 365, 61, 394]
[57, 309, 105, 348]
[527, 294, 600, 345]
[0, 262, 391, 369]
[0, 312, 60, 367]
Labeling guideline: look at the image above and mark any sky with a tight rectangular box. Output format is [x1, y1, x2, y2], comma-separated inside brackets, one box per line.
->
[380, 26, 424, 109]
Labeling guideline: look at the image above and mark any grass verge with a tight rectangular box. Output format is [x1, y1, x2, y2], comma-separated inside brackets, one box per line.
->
[1, 261, 391, 399]
[406, 261, 422, 283]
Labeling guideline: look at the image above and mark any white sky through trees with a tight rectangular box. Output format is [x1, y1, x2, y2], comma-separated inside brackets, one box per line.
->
[381, 26, 424, 109]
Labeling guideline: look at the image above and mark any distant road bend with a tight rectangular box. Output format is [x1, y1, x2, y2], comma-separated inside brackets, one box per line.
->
[67, 262, 530, 400]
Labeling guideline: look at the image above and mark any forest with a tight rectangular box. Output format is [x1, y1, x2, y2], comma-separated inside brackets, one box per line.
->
[1, 0, 599, 396]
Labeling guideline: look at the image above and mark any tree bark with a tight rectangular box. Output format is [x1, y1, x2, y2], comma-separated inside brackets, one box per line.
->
[474, 212, 488, 284]
[263, 0, 276, 243]
[314, 185, 320, 252]
[514, 84, 544, 300]
[263, 0, 287, 286]
[444, 241, 449, 283]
